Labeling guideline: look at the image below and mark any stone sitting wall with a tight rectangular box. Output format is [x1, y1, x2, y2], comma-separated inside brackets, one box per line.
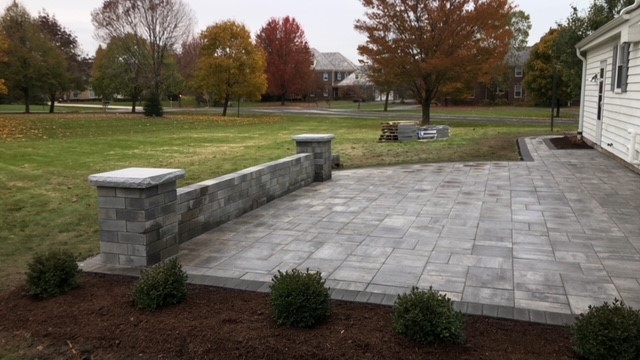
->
[176, 154, 313, 243]
[89, 134, 335, 267]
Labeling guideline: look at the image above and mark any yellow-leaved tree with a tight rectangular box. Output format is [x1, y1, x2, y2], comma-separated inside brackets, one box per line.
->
[194, 20, 266, 116]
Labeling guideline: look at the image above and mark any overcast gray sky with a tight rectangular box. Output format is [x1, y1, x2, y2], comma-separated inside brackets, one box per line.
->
[1, 0, 593, 62]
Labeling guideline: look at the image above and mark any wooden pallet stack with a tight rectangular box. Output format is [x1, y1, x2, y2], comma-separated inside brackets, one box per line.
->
[378, 121, 418, 142]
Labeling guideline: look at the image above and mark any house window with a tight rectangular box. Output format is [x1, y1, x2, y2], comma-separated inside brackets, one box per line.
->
[514, 84, 522, 98]
[496, 87, 504, 95]
[323, 87, 329, 97]
[323, 72, 328, 81]
[337, 72, 342, 80]
[611, 42, 631, 92]
[515, 66, 523, 78]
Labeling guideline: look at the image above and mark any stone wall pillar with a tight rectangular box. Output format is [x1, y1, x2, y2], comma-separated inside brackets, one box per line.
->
[293, 134, 335, 182]
[88, 167, 185, 267]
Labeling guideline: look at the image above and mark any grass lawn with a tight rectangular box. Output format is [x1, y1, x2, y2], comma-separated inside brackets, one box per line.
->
[0, 113, 575, 291]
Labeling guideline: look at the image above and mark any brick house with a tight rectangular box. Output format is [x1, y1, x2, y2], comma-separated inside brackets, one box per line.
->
[310, 49, 358, 100]
[472, 47, 531, 104]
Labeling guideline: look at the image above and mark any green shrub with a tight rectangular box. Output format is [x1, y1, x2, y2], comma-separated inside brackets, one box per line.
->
[494, 98, 510, 106]
[132, 258, 188, 311]
[270, 268, 331, 328]
[571, 298, 640, 360]
[393, 286, 465, 344]
[143, 91, 164, 117]
[26, 249, 81, 299]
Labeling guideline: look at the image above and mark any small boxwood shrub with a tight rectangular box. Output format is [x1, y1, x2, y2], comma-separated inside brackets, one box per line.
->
[393, 286, 465, 344]
[572, 298, 640, 360]
[132, 258, 188, 311]
[26, 249, 82, 299]
[270, 268, 331, 328]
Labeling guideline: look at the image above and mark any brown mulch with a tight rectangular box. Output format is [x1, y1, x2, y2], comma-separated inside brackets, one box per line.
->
[0, 273, 576, 359]
[548, 135, 593, 150]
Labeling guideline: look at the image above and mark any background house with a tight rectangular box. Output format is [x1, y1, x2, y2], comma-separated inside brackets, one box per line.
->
[310, 49, 358, 100]
[472, 47, 531, 105]
[576, 1, 640, 170]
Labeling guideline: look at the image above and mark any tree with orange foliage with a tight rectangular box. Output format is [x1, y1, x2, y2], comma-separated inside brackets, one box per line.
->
[355, 0, 514, 125]
[256, 16, 314, 105]
[0, 33, 8, 94]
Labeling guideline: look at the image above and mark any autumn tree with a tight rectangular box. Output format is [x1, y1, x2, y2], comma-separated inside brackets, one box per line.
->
[176, 36, 202, 96]
[0, 1, 59, 113]
[356, 0, 513, 125]
[0, 33, 8, 94]
[37, 11, 87, 113]
[92, 0, 195, 116]
[523, 28, 572, 107]
[92, 35, 148, 112]
[554, 0, 634, 100]
[193, 20, 267, 116]
[256, 16, 314, 105]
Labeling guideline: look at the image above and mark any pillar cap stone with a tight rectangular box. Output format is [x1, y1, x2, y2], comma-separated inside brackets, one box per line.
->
[89, 167, 185, 188]
[292, 134, 335, 142]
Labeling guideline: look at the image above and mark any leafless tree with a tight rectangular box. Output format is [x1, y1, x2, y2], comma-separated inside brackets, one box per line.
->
[92, 0, 195, 115]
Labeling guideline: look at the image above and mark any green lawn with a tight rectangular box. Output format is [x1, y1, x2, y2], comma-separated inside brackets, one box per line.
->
[0, 113, 575, 291]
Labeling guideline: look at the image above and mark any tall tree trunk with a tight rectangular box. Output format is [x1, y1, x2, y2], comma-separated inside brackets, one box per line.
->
[222, 93, 230, 116]
[131, 99, 137, 113]
[383, 91, 390, 112]
[48, 92, 56, 113]
[421, 95, 431, 126]
[24, 87, 30, 114]
[280, 91, 286, 106]
[555, 99, 560, 117]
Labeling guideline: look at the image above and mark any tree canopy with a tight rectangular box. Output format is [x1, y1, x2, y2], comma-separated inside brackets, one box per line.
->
[92, 35, 148, 112]
[0, 2, 62, 113]
[525, 0, 635, 104]
[355, 0, 514, 125]
[92, 0, 195, 116]
[193, 20, 267, 116]
[37, 11, 87, 113]
[256, 16, 314, 104]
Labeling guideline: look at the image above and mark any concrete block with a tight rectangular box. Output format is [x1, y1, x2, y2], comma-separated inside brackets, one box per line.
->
[97, 187, 116, 197]
[98, 208, 117, 220]
[100, 241, 127, 254]
[100, 220, 126, 232]
[98, 197, 125, 209]
[100, 230, 118, 242]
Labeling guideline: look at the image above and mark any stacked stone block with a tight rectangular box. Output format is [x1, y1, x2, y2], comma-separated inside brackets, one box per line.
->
[89, 168, 185, 266]
[176, 154, 313, 243]
[89, 134, 335, 267]
[293, 134, 335, 181]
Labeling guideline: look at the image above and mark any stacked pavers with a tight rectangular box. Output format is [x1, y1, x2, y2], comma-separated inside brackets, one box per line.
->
[89, 168, 185, 266]
[176, 154, 313, 243]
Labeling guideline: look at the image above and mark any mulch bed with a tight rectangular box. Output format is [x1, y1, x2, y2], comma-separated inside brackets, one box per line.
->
[0, 273, 576, 359]
[548, 135, 593, 150]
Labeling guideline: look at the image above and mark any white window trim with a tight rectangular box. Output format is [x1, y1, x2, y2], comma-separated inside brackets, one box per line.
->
[322, 72, 329, 81]
[514, 84, 522, 99]
[514, 66, 523, 78]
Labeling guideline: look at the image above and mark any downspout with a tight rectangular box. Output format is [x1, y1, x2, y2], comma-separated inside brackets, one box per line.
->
[619, 0, 640, 16]
[575, 48, 587, 135]
[628, 129, 640, 165]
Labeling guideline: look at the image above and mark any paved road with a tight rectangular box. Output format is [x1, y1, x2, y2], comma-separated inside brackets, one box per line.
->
[52, 102, 579, 125]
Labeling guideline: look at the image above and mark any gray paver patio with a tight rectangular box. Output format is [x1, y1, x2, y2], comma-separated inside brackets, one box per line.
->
[82, 136, 640, 324]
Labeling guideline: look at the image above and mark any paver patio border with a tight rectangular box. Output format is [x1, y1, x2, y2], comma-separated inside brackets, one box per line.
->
[81, 259, 577, 326]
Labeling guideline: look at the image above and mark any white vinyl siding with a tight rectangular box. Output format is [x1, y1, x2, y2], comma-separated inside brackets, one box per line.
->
[583, 40, 640, 162]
